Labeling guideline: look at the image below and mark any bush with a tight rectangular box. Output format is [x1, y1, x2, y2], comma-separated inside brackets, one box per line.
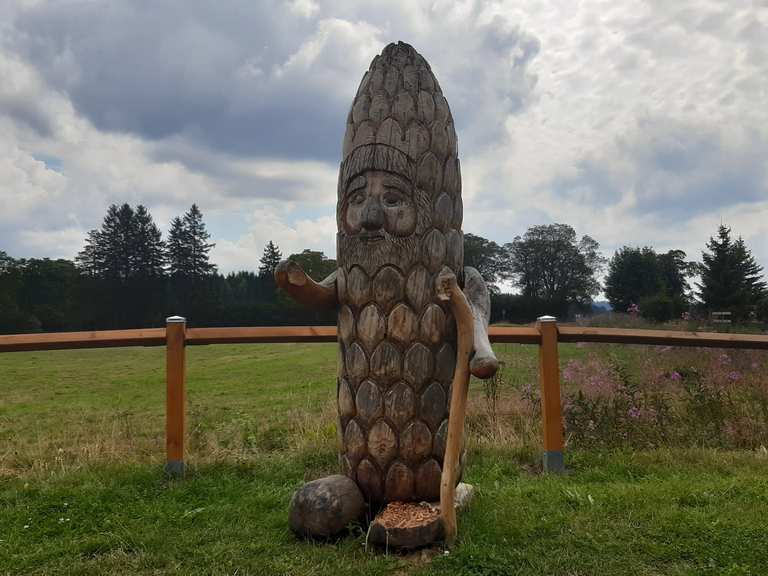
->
[639, 294, 674, 323]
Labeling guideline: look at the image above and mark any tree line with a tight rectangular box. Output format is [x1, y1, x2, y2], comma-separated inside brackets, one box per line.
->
[0, 204, 335, 333]
[1, 204, 766, 334]
[468, 223, 766, 324]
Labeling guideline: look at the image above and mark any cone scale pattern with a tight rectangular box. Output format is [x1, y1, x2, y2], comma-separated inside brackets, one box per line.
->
[336, 42, 464, 505]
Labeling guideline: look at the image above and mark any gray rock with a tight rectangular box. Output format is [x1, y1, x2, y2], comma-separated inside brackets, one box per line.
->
[289, 475, 365, 538]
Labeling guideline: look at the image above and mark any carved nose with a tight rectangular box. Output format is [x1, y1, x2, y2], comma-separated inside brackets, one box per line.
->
[361, 198, 384, 231]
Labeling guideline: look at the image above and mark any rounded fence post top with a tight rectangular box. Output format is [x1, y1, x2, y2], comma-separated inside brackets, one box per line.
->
[537, 315, 557, 322]
[166, 316, 186, 323]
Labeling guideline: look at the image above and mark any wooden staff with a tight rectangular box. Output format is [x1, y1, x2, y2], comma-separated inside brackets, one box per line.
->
[436, 267, 475, 547]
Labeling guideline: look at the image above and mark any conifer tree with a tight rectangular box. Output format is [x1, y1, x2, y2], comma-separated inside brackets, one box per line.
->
[76, 204, 166, 280]
[697, 225, 766, 319]
[75, 229, 104, 277]
[733, 237, 767, 302]
[132, 205, 166, 277]
[184, 204, 216, 277]
[166, 216, 188, 278]
[258, 241, 282, 277]
[167, 205, 216, 278]
[75, 204, 134, 280]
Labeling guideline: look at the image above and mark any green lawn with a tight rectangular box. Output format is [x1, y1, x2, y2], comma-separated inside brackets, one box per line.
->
[1, 344, 767, 575]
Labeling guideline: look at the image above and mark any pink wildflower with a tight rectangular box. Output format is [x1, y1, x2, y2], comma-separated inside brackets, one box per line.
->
[628, 406, 641, 419]
[669, 371, 682, 381]
[727, 371, 741, 381]
[563, 360, 582, 382]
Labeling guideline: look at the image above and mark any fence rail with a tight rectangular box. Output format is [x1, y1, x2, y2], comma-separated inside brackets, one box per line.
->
[1, 321, 767, 474]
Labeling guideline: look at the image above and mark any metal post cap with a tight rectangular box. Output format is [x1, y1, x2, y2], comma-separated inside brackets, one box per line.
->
[166, 316, 186, 323]
[537, 315, 557, 322]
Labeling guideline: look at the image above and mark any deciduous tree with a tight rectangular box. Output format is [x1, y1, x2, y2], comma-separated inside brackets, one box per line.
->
[463, 233, 508, 291]
[605, 247, 695, 318]
[507, 224, 604, 312]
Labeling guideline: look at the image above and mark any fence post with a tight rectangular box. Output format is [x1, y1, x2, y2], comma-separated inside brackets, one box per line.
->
[165, 316, 186, 476]
[537, 315, 564, 473]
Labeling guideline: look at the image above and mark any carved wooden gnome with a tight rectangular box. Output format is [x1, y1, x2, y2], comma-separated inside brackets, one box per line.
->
[276, 41, 498, 538]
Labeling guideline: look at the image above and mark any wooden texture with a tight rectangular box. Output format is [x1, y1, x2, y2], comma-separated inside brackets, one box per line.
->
[165, 319, 186, 472]
[335, 44, 469, 507]
[0, 328, 166, 352]
[538, 319, 564, 454]
[186, 326, 337, 345]
[3, 325, 768, 353]
[337, 68, 469, 502]
[436, 268, 474, 547]
[274, 261, 338, 309]
[463, 267, 499, 378]
[558, 326, 768, 349]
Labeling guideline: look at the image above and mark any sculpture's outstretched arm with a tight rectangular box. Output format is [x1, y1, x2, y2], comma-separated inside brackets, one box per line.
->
[274, 260, 338, 309]
[463, 266, 500, 379]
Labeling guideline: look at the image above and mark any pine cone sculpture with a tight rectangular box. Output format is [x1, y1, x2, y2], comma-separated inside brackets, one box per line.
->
[335, 41, 465, 505]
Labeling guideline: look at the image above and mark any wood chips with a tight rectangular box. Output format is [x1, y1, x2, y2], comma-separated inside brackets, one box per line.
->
[374, 502, 440, 530]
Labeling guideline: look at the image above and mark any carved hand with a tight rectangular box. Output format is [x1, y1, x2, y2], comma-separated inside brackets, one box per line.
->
[274, 260, 338, 309]
[462, 267, 500, 379]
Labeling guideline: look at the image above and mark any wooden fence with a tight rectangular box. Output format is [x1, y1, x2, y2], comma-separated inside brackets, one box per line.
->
[1, 316, 767, 474]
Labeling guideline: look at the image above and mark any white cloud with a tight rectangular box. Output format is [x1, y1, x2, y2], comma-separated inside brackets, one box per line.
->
[1, 0, 766, 279]
[212, 209, 336, 274]
[288, 0, 320, 19]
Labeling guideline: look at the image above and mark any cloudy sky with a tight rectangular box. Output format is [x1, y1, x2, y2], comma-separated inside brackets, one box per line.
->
[1, 0, 767, 276]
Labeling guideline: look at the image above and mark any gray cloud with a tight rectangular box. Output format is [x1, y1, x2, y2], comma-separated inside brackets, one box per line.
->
[552, 117, 767, 223]
[8, 0, 540, 164]
[2, 0, 767, 277]
[9, 1, 345, 159]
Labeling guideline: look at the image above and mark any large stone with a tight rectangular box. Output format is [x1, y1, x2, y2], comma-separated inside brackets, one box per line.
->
[289, 475, 365, 538]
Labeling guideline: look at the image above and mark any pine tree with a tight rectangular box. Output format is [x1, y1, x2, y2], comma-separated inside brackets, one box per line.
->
[75, 204, 137, 280]
[184, 204, 216, 277]
[167, 205, 216, 278]
[697, 225, 766, 319]
[132, 205, 166, 277]
[75, 229, 104, 277]
[166, 216, 189, 278]
[104, 204, 136, 280]
[75, 203, 168, 328]
[733, 237, 767, 302]
[259, 241, 282, 277]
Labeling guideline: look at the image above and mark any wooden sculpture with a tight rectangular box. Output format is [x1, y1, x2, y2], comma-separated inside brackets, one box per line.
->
[277, 41, 498, 541]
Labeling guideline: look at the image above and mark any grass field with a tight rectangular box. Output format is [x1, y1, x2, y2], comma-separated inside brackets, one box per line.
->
[1, 343, 768, 575]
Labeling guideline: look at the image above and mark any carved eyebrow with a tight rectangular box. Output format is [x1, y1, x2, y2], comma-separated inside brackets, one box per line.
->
[382, 175, 409, 189]
[347, 176, 367, 192]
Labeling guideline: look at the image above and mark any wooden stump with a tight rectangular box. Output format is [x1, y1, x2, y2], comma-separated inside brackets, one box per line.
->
[367, 483, 475, 549]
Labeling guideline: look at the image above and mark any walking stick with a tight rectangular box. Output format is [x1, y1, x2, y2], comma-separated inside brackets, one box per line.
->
[436, 267, 475, 547]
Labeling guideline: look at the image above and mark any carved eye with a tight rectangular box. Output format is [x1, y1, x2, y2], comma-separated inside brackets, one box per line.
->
[349, 192, 366, 205]
[383, 190, 404, 207]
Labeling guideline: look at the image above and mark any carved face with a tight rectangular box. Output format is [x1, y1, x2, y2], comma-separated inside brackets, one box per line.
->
[343, 170, 417, 239]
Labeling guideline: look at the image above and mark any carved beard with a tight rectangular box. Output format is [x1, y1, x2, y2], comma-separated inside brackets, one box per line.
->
[337, 232, 420, 276]
[336, 187, 432, 276]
